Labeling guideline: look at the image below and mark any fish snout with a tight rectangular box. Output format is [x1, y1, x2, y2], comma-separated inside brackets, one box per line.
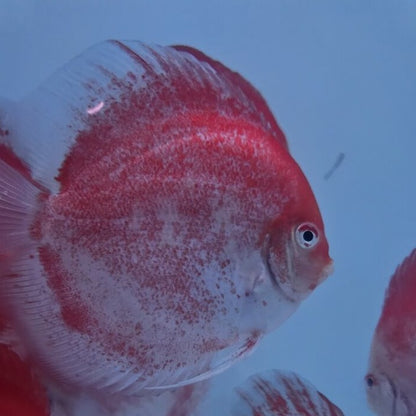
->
[310, 258, 334, 291]
[322, 258, 334, 280]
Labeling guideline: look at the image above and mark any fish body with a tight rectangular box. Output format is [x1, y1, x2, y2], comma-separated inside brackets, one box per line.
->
[0, 40, 332, 399]
[366, 249, 416, 415]
[231, 370, 343, 416]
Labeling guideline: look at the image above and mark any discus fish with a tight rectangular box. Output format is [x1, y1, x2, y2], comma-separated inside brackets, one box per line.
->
[0, 343, 50, 416]
[232, 370, 344, 416]
[0, 40, 332, 400]
[366, 249, 416, 415]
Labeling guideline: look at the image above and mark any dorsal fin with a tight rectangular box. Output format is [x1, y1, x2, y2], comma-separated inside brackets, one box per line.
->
[376, 249, 416, 352]
[9, 40, 287, 193]
[171, 45, 287, 149]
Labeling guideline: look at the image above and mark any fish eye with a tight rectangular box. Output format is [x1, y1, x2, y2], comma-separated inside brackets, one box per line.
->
[365, 374, 375, 387]
[295, 223, 319, 249]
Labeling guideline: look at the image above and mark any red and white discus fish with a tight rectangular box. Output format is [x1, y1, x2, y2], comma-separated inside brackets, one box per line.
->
[232, 370, 344, 416]
[366, 249, 416, 415]
[0, 40, 332, 400]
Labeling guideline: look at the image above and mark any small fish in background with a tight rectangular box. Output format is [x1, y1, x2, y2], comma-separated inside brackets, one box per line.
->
[231, 370, 344, 416]
[323, 153, 345, 180]
[0, 40, 332, 410]
[0, 343, 50, 416]
[365, 249, 416, 415]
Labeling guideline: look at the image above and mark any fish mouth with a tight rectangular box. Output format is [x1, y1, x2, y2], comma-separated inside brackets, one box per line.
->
[317, 259, 334, 286]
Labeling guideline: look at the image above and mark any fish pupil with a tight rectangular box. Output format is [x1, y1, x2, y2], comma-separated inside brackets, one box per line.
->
[366, 376, 374, 387]
[303, 230, 314, 242]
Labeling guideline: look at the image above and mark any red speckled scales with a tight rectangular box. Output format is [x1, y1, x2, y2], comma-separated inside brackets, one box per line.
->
[2, 40, 286, 193]
[232, 370, 344, 416]
[0, 40, 327, 399]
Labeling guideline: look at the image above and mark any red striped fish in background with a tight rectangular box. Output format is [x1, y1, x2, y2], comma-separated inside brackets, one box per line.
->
[0, 40, 332, 410]
[366, 249, 416, 415]
[232, 370, 344, 416]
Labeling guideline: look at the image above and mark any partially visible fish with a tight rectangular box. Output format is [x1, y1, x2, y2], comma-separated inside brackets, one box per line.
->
[0, 343, 50, 416]
[231, 370, 344, 416]
[323, 152, 345, 180]
[0, 40, 332, 401]
[366, 249, 416, 415]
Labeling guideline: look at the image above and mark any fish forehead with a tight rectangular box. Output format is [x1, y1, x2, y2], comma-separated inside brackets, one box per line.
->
[367, 250, 416, 415]
[370, 339, 416, 391]
[375, 250, 416, 355]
